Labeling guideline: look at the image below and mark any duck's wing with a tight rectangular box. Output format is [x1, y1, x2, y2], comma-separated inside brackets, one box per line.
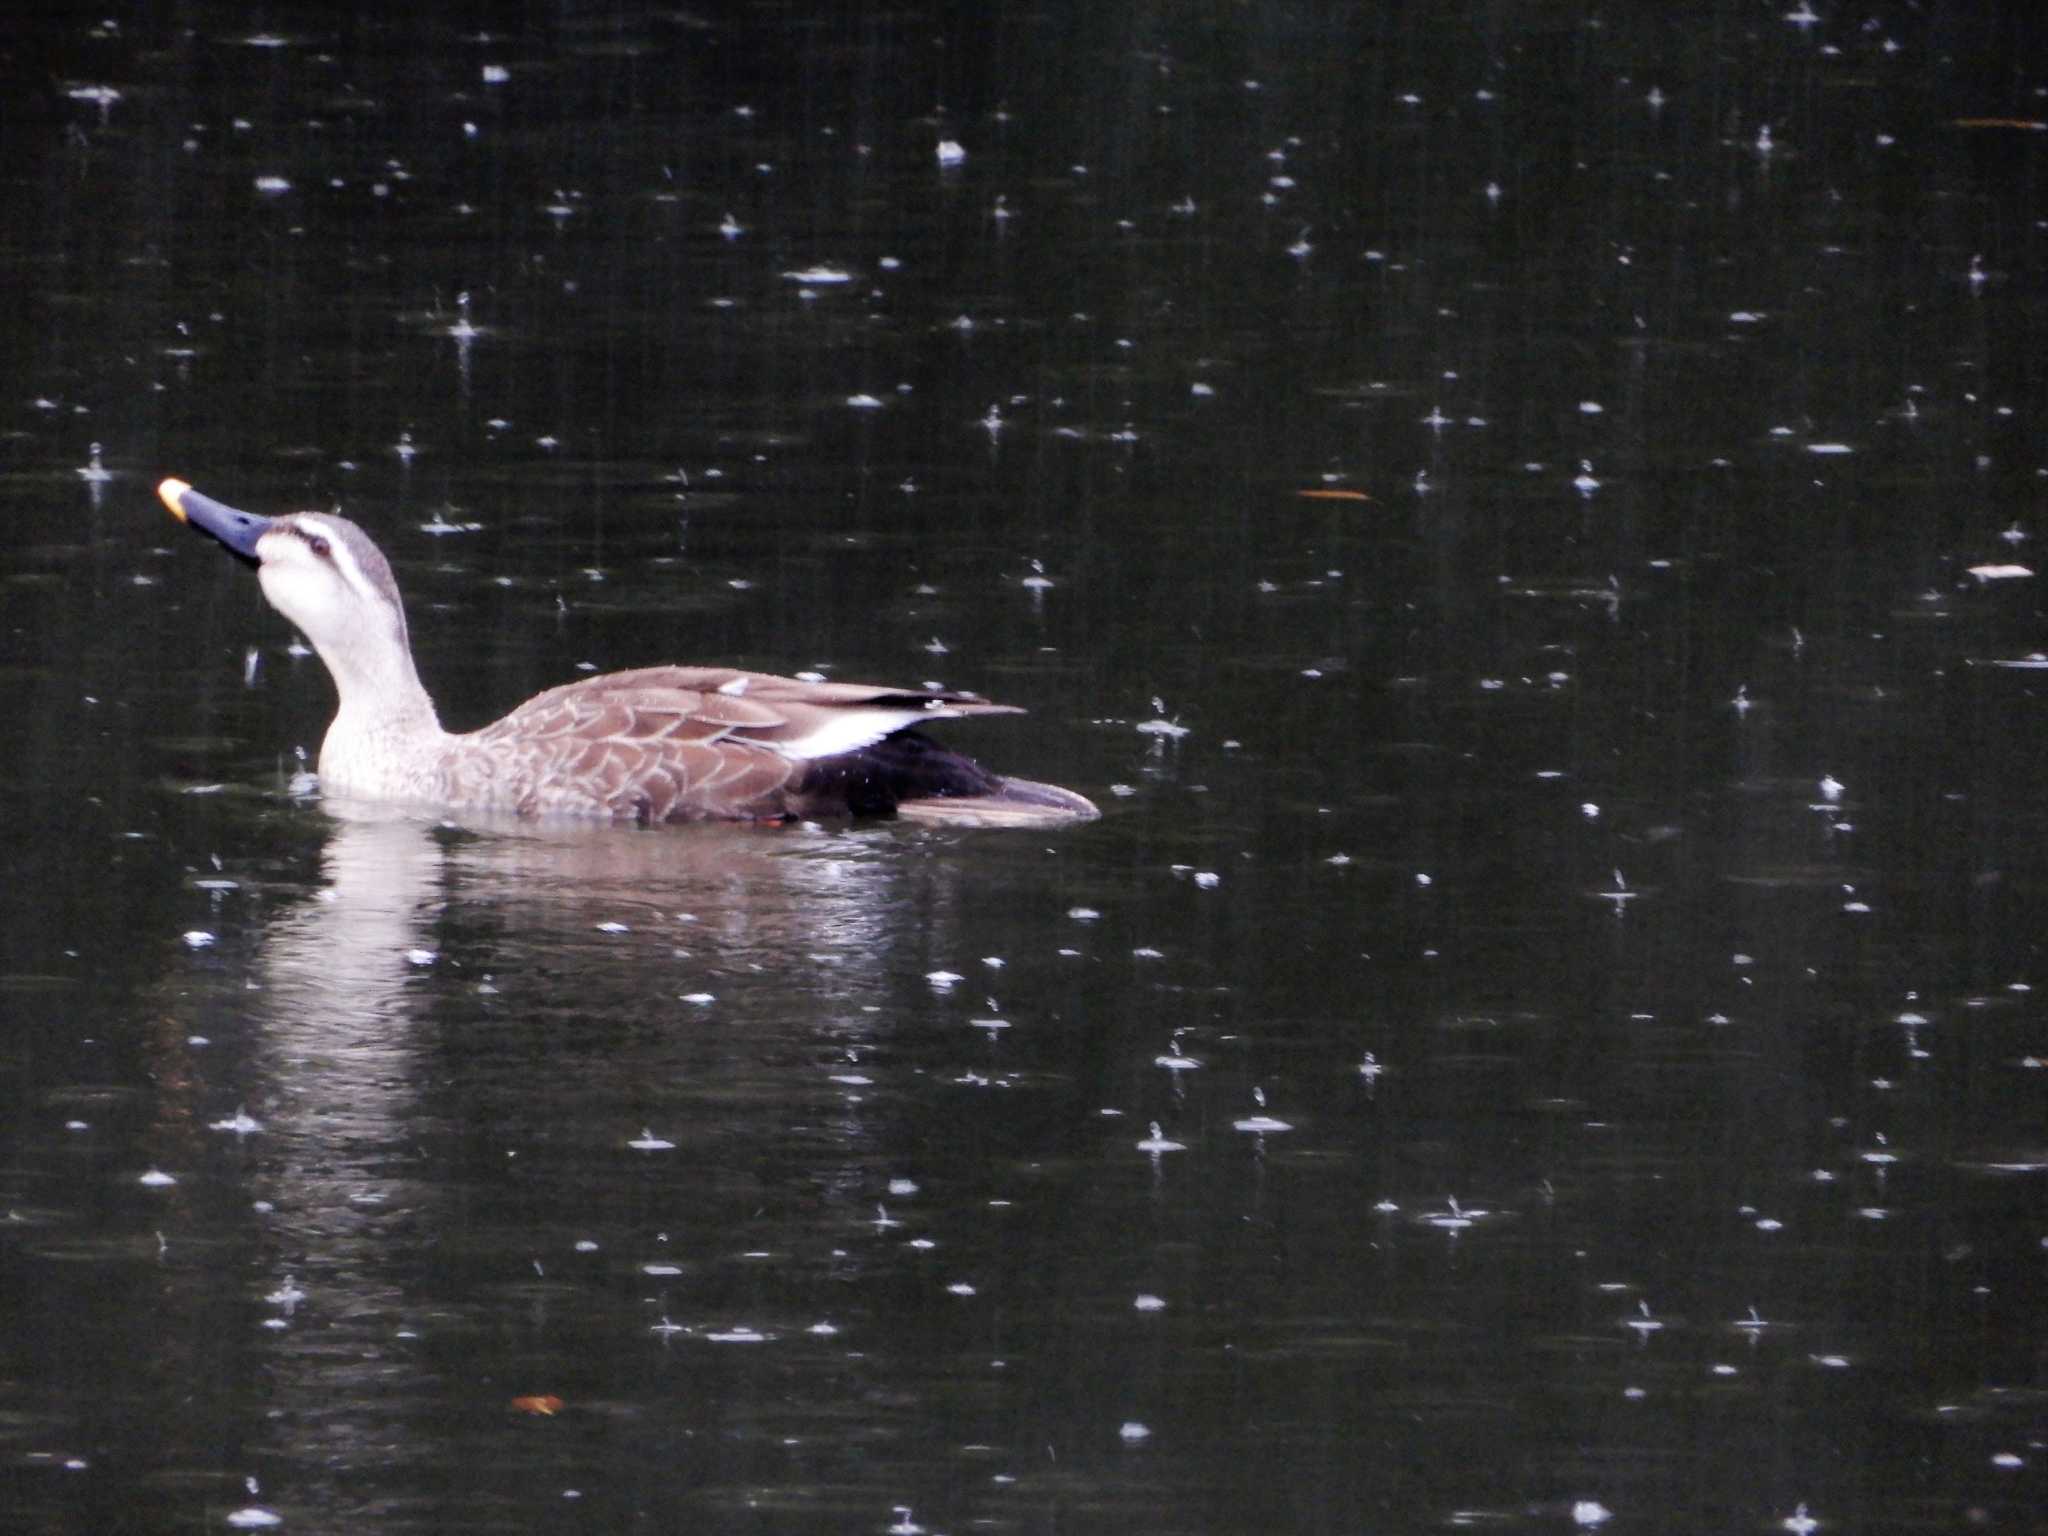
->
[455, 666, 1027, 822]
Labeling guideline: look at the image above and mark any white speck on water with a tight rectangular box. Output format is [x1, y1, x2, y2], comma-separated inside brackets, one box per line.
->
[936, 139, 966, 167]
[595, 921, 629, 934]
[1968, 563, 2032, 581]
[253, 175, 291, 195]
[1119, 1421, 1151, 1442]
[846, 393, 884, 409]
[265, 1277, 305, 1311]
[1781, 1503, 1819, 1536]
[1135, 716, 1190, 738]
[1233, 1086, 1293, 1135]
[209, 1108, 263, 1137]
[1579, 400, 1604, 414]
[1193, 870, 1221, 889]
[405, 948, 437, 966]
[182, 931, 216, 949]
[225, 1510, 284, 1530]
[887, 1508, 926, 1536]
[679, 992, 715, 1005]
[642, 1263, 682, 1277]
[946, 1281, 977, 1296]
[481, 63, 509, 84]
[707, 1326, 768, 1344]
[139, 1168, 177, 1188]
[628, 1129, 675, 1152]
[1624, 1300, 1663, 1337]
[1573, 1502, 1613, 1527]
[782, 266, 852, 284]
[1573, 460, 1602, 496]
[1132, 946, 1164, 960]
[1422, 1196, 1487, 1231]
[1819, 775, 1844, 801]
[1806, 442, 1853, 455]
[1136, 1122, 1185, 1154]
[925, 970, 963, 989]
[1134, 1294, 1167, 1312]
[1581, 802, 1601, 819]
[1067, 907, 1101, 922]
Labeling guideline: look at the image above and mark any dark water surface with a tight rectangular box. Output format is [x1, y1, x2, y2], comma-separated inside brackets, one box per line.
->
[4, 5, 2046, 1533]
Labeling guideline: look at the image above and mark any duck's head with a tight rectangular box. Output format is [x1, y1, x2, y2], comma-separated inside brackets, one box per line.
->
[159, 477, 414, 685]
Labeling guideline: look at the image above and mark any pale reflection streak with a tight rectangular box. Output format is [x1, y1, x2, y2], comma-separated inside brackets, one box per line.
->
[231, 802, 929, 1501]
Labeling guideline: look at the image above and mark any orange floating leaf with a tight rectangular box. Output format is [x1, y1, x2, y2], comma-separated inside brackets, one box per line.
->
[1952, 118, 2047, 131]
[510, 1395, 565, 1416]
[1294, 489, 1371, 502]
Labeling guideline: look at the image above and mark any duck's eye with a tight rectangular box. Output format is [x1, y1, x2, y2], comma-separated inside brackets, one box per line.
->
[309, 536, 331, 559]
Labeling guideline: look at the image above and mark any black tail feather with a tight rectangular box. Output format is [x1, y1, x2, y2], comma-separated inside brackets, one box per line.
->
[793, 729, 1005, 817]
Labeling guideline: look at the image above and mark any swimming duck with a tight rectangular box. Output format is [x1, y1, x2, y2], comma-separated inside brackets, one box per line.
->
[159, 478, 1099, 827]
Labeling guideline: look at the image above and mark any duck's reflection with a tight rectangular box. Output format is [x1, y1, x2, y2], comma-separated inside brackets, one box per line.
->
[250, 800, 940, 1187]
[219, 802, 979, 1515]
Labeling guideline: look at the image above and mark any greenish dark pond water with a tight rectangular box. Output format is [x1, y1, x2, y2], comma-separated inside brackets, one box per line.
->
[3, 5, 2045, 1533]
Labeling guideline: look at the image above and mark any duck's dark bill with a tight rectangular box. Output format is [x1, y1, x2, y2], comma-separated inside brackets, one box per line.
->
[158, 478, 273, 562]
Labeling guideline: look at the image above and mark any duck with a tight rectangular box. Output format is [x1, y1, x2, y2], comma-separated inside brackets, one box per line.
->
[158, 478, 1099, 828]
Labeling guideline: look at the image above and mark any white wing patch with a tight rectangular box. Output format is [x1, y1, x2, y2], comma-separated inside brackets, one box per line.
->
[770, 708, 937, 761]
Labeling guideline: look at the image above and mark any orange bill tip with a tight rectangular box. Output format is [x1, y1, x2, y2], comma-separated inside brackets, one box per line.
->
[157, 478, 193, 521]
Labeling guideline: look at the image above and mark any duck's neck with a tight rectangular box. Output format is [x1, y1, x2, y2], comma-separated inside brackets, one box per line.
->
[312, 628, 449, 793]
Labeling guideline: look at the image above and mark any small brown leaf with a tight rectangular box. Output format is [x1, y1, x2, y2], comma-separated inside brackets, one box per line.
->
[1294, 489, 1371, 502]
[1952, 118, 2047, 131]
[510, 1395, 565, 1416]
